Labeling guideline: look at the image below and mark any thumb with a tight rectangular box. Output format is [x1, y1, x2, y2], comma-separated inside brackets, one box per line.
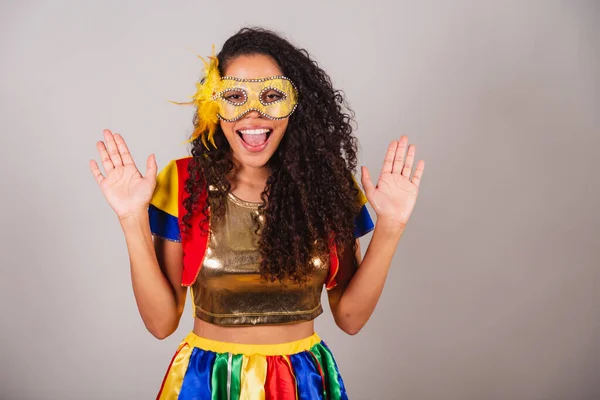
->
[145, 154, 158, 183]
[361, 166, 376, 198]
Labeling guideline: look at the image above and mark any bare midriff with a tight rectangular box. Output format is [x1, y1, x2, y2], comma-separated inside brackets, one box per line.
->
[193, 318, 316, 344]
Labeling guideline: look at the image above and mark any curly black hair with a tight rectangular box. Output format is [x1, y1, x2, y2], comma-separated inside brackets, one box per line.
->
[182, 27, 361, 285]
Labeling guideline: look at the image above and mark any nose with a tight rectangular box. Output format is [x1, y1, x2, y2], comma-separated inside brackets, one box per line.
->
[243, 109, 263, 119]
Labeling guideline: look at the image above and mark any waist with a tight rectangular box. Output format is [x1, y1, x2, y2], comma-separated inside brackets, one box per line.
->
[192, 318, 316, 346]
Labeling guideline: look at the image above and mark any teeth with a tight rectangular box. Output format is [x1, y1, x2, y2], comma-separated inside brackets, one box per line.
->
[239, 129, 271, 135]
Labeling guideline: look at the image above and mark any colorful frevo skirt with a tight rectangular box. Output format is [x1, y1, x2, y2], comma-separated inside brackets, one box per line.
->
[157, 331, 349, 399]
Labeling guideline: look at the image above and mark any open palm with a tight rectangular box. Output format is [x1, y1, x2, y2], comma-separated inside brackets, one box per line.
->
[90, 129, 157, 219]
[361, 136, 425, 226]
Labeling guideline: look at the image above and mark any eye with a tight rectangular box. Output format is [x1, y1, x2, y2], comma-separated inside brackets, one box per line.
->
[261, 89, 285, 104]
[222, 89, 246, 104]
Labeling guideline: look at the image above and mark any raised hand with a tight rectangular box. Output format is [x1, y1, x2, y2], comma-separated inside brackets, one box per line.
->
[90, 129, 158, 220]
[361, 135, 425, 227]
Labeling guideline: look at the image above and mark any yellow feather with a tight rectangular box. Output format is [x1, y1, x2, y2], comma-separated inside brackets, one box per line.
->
[171, 45, 222, 149]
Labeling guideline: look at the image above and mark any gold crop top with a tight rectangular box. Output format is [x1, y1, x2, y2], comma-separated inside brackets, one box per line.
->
[190, 192, 329, 326]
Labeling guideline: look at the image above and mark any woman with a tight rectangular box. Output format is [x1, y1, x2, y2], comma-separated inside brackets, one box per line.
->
[90, 27, 424, 399]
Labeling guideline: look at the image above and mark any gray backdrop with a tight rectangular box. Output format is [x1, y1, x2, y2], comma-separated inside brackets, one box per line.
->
[1, 0, 599, 399]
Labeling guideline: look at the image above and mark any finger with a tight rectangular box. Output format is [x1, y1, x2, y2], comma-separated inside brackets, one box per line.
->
[392, 136, 408, 174]
[103, 129, 124, 167]
[145, 154, 158, 183]
[411, 160, 425, 188]
[401, 143, 416, 177]
[360, 166, 376, 197]
[113, 133, 136, 167]
[382, 141, 398, 174]
[96, 141, 114, 172]
[89, 159, 105, 185]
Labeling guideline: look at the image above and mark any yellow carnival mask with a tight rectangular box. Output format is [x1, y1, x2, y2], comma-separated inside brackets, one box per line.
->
[172, 47, 299, 149]
[216, 76, 298, 122]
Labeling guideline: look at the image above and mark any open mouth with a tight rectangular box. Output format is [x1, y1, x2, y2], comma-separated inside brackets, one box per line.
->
[236, 128, 272, 147]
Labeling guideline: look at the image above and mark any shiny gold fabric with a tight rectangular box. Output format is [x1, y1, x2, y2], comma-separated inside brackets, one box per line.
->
[191, 192, 328, 326]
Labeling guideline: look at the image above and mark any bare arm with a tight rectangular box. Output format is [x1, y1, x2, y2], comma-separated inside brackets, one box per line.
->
[91, 129, 186, 339]
[120, 213, 186, 339]
[327, 224, 404, 335]
[327, 136, 424, 335]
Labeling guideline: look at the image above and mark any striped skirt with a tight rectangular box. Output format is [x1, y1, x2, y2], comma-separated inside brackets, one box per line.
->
[157, 331, 348, 399]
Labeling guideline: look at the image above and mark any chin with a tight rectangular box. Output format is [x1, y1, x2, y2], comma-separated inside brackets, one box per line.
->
[240, 155, 273, 169]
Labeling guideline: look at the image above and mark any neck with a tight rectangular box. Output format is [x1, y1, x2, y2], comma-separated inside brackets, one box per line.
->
[230, 160, 271, 188]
